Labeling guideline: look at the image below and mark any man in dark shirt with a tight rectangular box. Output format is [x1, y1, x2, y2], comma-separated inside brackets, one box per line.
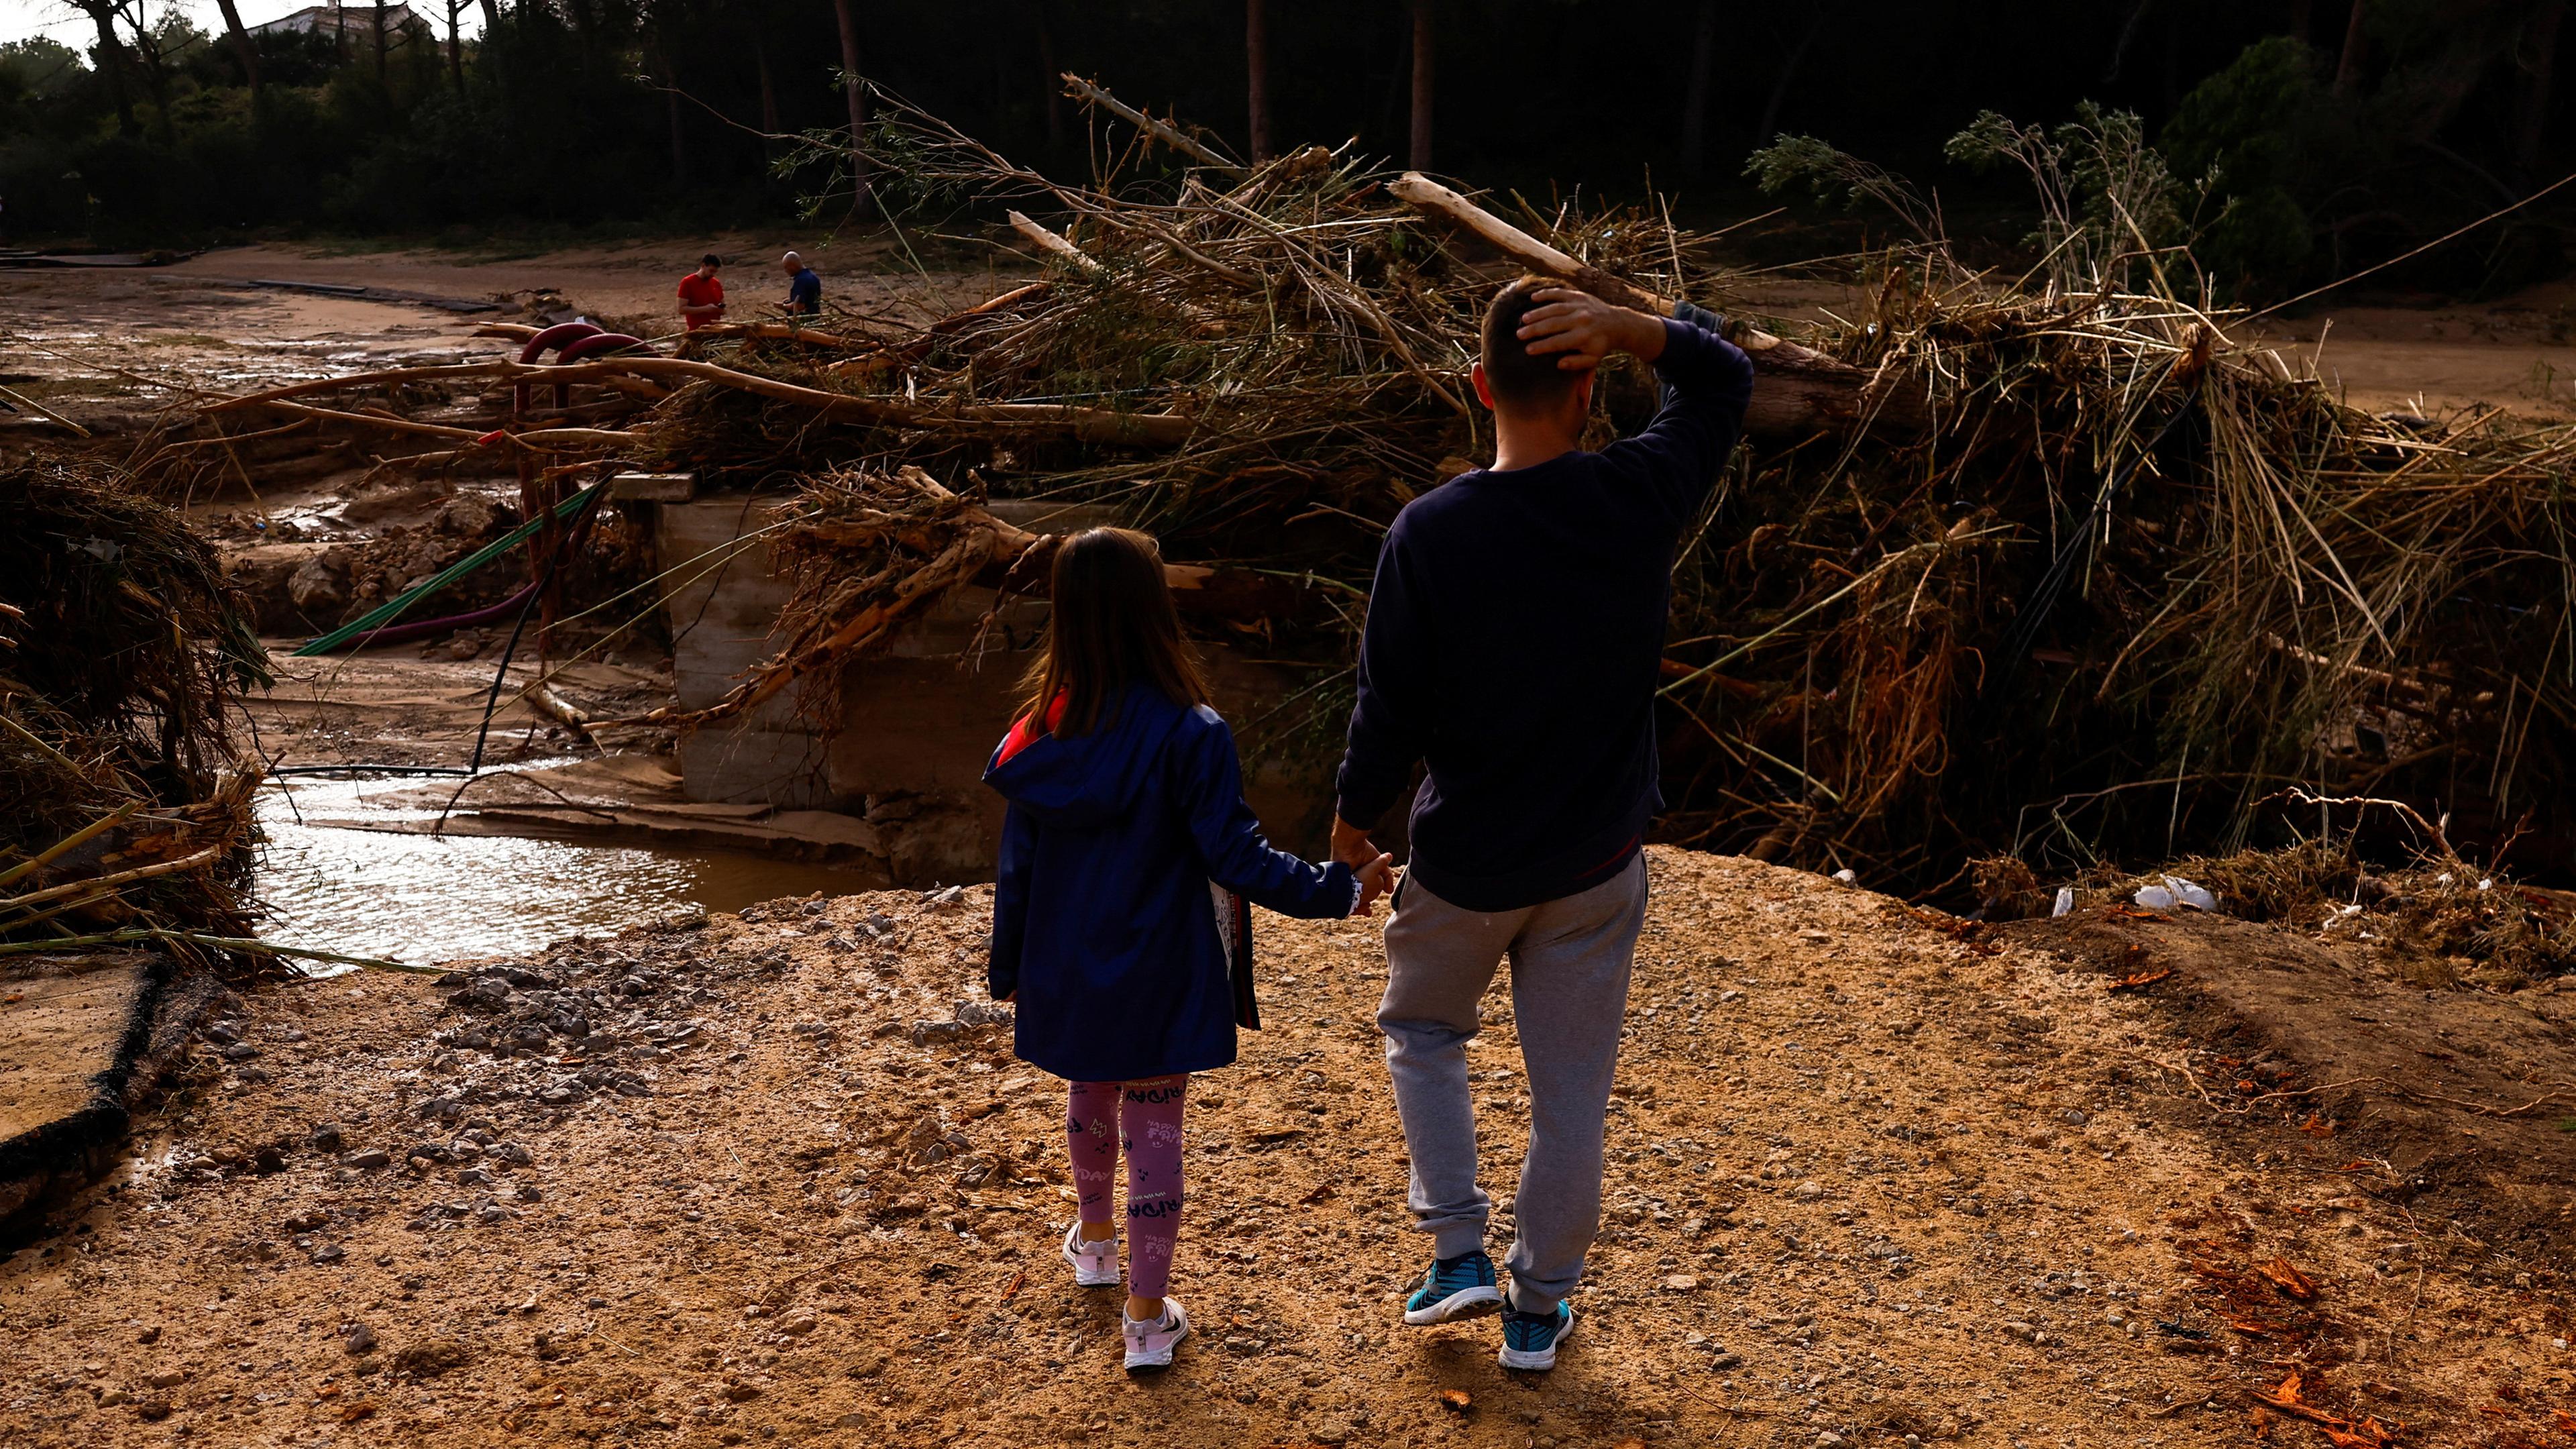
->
[1333, 279, 1753, 1370]
[781, 251, 822, 315]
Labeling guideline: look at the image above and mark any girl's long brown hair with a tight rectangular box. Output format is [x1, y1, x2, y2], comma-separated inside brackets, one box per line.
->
[1018, 527, 1212, 737]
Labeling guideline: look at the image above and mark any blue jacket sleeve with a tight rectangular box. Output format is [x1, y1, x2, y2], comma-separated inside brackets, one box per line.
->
[1333, 522, 1428, 830]
[987, 803, 1036, 1000]
[1175, 709, 1360, 919]
[1595, 309, 1755, 530]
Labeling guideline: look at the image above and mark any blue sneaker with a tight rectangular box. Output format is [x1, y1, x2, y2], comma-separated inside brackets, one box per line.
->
[1498, 1298, 1575, 1371]
[1402, 1249, 1503, 1325]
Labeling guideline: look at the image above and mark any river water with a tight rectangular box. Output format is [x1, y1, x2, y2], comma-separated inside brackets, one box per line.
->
[254, 773, 889, 971]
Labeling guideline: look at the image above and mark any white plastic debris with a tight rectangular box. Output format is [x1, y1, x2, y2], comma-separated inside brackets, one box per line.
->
[2478, 877, 2495, 892]
[1831, 868, 1858, 885]
[2163, 875, 2217, 911]
[2051, 887, 2074, 917]
[2133, 875, 2216, 912]
[2436, 871, 2455, 885]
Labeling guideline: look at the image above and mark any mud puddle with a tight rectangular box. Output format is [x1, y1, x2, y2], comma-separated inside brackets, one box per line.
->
[254, 771, 883, 969]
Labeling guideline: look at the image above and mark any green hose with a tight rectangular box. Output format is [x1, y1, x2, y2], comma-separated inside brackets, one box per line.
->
[291, 482, 604, 657]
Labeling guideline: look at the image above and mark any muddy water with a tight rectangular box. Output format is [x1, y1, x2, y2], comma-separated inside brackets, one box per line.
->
[254, 773, 888, 971]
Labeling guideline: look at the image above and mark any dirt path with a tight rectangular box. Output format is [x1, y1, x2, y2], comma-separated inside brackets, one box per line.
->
[3, 849, 2557, 1448]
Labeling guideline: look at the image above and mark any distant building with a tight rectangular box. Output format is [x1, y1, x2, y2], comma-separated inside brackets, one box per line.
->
[251, 4, 431, 40]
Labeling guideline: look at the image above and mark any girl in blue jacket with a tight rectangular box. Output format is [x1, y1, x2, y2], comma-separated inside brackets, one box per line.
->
[985, 527, 1392, 1373]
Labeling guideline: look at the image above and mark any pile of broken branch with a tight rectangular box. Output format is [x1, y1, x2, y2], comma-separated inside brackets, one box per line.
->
[132, 80, 2576, 897]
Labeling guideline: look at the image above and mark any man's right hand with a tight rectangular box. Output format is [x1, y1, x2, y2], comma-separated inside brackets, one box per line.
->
[1519, 286, 1668, 372]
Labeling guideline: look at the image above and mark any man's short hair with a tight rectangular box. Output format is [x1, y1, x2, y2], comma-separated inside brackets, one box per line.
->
[782, 250, 803, 266]
[1481, 275, 1580, 410]
[700, 252, 721, 268]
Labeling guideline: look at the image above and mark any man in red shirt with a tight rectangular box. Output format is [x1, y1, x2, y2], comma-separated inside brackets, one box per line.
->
[677, 254, 725, 331]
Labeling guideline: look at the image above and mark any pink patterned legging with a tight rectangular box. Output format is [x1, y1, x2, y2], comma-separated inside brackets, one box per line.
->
[1067, 1075, 1188, 1299]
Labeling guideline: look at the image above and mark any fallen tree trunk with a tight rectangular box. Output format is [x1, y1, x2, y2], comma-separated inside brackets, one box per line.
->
[683, 321, 865, 349]
[1008, 210, 1105, 274]
[211, 356, 1195, 447]
[1387, 172, 1929, 437]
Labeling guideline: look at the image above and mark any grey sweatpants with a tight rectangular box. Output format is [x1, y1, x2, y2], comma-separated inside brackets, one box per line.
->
[1377, 855, 1648, 1313]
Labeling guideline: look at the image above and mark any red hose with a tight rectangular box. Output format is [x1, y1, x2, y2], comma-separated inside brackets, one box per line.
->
[549, 334, 646, 409]
[515, 322, 605, 415]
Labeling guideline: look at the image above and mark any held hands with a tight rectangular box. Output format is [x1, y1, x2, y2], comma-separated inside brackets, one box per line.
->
[1352, 851, 1397, 916]
[1517, 287, 1668, 372]
[1334, 815, 1400, 916]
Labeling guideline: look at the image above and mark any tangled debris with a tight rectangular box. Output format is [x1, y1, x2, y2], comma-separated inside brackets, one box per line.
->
[0, 454, 270, 974]
[119, 81, 2576, 898]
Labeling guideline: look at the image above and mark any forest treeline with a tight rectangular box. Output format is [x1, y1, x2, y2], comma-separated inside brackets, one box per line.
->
[0, 0, 2567, 297]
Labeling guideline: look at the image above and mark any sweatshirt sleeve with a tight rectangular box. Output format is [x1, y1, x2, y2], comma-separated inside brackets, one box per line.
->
[1596, 309, 1756, 528]
[1177, 710, 1362, 919]
[986, 803, 1036, 1000]
[1332, 522, 1428, 830]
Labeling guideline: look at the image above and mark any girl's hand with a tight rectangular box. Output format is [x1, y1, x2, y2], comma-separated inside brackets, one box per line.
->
[1352, 852, 1398, 916]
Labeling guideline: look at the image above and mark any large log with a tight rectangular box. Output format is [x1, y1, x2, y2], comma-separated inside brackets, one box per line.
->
[1387, 173, 1928, 438]
[211, 356, 1193, 448]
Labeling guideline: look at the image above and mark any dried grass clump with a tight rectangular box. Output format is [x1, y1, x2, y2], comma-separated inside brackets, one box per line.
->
[0, 453, 269, 971]
[2069, 841, 2576, 985]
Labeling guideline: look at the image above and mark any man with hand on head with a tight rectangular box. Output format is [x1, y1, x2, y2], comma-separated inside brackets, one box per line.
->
[781, 251, 822, 317]
[1333, 278, 1754, 1371]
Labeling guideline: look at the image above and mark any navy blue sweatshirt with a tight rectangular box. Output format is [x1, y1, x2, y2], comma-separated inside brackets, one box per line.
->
[1333, 314, 1755, 912]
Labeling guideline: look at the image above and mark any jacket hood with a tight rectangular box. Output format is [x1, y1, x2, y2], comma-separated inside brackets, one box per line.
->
[983, 686, 1192, 828]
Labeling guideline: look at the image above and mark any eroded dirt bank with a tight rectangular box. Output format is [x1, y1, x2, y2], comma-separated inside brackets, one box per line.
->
[5, 849, 2569, 1449]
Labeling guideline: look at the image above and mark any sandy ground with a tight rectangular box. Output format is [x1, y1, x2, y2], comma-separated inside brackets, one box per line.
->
[3, 848, 2569, 1448]
[0, 235, 1022, 435]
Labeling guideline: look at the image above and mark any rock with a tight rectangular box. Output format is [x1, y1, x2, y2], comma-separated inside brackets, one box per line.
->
[311, 1243, 347, 1265]
[146, 1370, 186, 1389]
[490, 1142, 533, 1167]
[252, 1145, 288, 1173]
[282, 1209, 329, 1233]
[1664, 1274, 1702, 1291]
[136, 1398, 174, 1421]
[99, 1387, 131, 1406]
[778, 1312, 818, 1336]
[221, 1043, 261, 1062]
[1792, 1180, 1825, 1199]
[344, 1324, 378, 1356]
[476, 1205, 511, 1226]
[134, 1326, 161, 1346]
[1309, 1417, 1352, 1445]
[390, 1339, 471, 1377]
[341, 1148, 391, 1170]
[204, 1022, 241, 1046]
[286, 552, 349, 614]
[456, 1169, 494, 1187]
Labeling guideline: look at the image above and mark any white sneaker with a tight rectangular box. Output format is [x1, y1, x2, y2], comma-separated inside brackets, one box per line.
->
[1122, 1296, 1189, 1372]
[1061, 1221, 1120, 1287]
